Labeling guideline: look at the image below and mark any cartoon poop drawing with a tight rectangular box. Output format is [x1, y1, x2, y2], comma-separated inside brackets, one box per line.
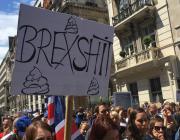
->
[87, 77, 99, 95]
[65, 16, 78, 34]
[22, 67, 49, 95]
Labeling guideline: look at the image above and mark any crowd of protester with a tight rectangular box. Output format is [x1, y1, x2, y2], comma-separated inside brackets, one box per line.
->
[75, 101, 180, 140]
[0, 101, 180, 140]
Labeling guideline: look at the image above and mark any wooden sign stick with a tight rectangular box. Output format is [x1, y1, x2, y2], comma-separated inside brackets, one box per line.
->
[64, 96, 73, 140]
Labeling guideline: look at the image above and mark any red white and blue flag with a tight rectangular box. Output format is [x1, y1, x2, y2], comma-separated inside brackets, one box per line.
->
[48, 96, 84, 140]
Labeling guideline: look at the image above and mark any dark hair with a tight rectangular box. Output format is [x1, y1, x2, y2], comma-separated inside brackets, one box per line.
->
[149, 116, 164, 136]
[89, 115, 119, 140]
[126, 107, 146, 140]
[23, 121, 52, 140]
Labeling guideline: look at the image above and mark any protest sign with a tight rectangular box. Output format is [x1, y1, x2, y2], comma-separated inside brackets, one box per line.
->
[113, 92, 132, 109]
[10, 4, 114, 96]
[176, 90, 180, 102]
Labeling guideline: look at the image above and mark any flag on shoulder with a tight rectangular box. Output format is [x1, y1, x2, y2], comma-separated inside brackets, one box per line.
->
[48, 96, 84, 140]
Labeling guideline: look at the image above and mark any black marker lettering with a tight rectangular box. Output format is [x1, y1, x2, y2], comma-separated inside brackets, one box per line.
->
[73, 37, 88, 71]
[99, 42, 106, 75]
[16, 25, 37, 63]
[94, 42, 101, 74]
[36, 28, 52, 67]
[55, 34, 79, 72]
[51, 31, 66, 66]
[105, 42, 112, 76]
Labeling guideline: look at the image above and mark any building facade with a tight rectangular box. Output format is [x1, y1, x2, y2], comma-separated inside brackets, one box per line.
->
[0, 51, 10, 116]
[7, 36, 32, 115]
[107, 0, 180, 105]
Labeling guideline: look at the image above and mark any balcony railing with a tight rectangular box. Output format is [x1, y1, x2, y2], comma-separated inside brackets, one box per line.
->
[116, 47, 161, 71]
[112, 0, 154, 26]
[63, 0, 98, 7]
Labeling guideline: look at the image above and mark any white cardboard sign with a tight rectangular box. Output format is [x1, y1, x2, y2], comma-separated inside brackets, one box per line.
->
[10, 4, 114, 96]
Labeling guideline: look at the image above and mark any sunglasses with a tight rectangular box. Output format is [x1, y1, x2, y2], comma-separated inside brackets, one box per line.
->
[154, 126, 166, 131]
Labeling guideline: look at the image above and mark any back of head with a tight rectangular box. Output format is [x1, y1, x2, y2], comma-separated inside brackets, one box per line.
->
[15, 116, 31, 138]
[89, 115, 118, 140]
[24, 121, 52, 140]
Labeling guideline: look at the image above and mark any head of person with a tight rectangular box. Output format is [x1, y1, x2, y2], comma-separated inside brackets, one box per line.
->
[127, 107, 148, 139]
[23, 121, 52, 140]
[148, 103, 158, 116]
[89, 115, 119, 140]
[2, 117, 13, 130]
[127, 107, 133, 119]
[149, 116, 166, 140]
[15, 116, 31, 139]
[98, 103, 109, 116]
[119, 108, 127, 120]
[110, 110, 119, 125]
[162, 102, 173, 117]
[79, 121, 90, 136]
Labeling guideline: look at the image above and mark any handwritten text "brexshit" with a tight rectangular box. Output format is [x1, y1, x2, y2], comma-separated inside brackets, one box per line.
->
[16, 25, 113, 77]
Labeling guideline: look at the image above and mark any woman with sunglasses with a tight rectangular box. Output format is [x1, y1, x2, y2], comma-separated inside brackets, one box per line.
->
[124, 107, 151, 140]
[149, 116, 166, 140]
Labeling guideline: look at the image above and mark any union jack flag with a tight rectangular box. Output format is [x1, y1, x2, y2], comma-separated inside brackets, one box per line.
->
[48, 96, 84, 140]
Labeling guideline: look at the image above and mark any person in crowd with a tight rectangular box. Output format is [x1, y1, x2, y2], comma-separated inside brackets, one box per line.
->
[174, 105, 180, 140]
[23, 121, 53, 140]
[41, 113, 48, 124]
[110, 110, 120, 126]
[149, 115, 166, 140]
[75, 107, 85, 128]
[84, 111, 93, 127]
[0, 117, 13, 140]
[79, 121, 90, 139]
[89, 115, 119, 140]
[162, 102, 177, 140]
[147, 103, 158, 119]
[126, 107, 133, 123]
[5, 115, 31, 140]
[114, 106, 124, 114]
[125, 107, 150, 140]
[31, 112, 43, 123]
[85, 103, 109, 140]
[5, 117, 20, 140]
[174, 105, 180, 128]
[119, 108, 127, 138]
[98, 103, 109, 117]
[143, 102, 149, 112]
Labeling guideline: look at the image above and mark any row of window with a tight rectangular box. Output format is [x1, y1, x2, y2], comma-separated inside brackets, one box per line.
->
[129, 77, 162, 104]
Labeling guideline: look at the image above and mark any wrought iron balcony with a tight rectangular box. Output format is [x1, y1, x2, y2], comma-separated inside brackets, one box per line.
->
[112, 0, 154, 26]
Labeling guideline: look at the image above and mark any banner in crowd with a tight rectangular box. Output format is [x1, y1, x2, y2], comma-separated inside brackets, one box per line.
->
[10, 4, 114, 96]
[113, 92, 132, 109]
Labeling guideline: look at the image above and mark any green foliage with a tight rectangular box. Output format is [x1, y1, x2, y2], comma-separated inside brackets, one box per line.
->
[119, 51, 126, 58]
[143, 35, 152, 47]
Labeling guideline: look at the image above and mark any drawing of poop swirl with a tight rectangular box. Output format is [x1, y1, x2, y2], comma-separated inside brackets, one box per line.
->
[65, 16, 78, 34]
[22, 67, 49, 95]
[87, 77, 99, 95]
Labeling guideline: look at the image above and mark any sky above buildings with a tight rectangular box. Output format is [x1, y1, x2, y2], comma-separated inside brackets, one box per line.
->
[0, 0, 36, 63]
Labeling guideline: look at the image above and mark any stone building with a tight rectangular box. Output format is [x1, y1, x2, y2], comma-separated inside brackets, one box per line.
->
[107, 0, 180, 105]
